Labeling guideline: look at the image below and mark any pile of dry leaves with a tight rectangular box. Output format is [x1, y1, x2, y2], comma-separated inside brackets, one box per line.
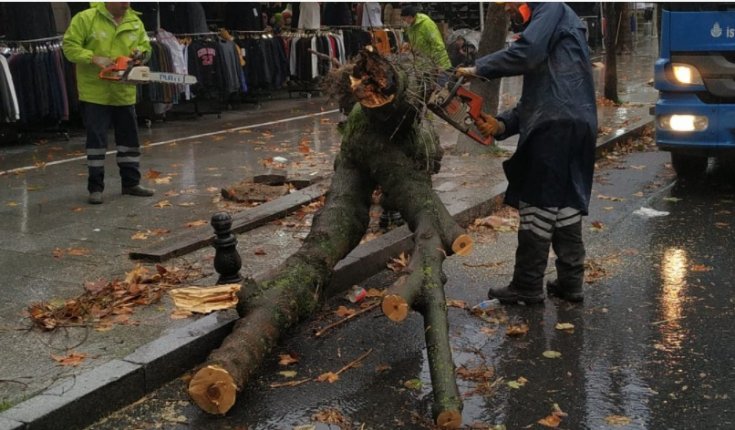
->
[26, 264, 204, 332]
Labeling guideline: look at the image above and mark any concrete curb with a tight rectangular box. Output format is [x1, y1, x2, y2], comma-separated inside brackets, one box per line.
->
[0, 119, 653, 430]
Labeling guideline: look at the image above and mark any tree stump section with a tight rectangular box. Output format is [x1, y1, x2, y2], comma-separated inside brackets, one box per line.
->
[189, 48, 473, 427]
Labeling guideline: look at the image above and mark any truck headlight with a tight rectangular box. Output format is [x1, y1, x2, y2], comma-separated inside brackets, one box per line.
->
[658, 114, 708, 132]
[671, 64, 704, 85]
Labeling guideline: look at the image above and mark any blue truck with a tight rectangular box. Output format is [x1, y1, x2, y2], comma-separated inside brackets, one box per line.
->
[654, 3, 735, 176]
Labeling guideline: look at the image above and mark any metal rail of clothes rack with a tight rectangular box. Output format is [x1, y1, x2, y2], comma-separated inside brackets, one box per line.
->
[0, 35, 72, 144]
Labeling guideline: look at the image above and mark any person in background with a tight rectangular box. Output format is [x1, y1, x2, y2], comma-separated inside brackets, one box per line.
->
[400, 5, 451, 70]
[63, 2, 154, 204]
[456, 2, 597, 305]
[361, 2, 383, 28]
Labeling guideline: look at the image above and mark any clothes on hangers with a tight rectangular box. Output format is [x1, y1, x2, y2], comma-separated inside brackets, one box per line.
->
[185, 33, 246, 101]
[4, 41, 75, 124]
[0, 55, 20, 122]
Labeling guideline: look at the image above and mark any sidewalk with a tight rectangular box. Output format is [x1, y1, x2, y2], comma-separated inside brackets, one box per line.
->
[0, 41, 659, 430]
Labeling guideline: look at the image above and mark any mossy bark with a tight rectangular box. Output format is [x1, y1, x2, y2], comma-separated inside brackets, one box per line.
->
[190, 49, 469, 427]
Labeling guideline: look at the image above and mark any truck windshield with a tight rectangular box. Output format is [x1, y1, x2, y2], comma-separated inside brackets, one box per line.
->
[662, 3, 735, 12]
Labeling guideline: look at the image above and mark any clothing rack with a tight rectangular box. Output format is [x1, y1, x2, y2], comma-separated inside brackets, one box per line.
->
[0, 35, 64, 44]
[0, 35, 72, 143]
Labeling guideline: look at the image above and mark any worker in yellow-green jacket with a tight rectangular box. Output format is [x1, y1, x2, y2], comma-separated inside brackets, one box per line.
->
[63, 2, 154, 205]
[401, 5, 452, 70]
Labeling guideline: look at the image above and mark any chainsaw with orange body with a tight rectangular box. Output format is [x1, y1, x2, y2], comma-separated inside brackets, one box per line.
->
[99, 53, 197, 85]
[427, 76, 494, 146]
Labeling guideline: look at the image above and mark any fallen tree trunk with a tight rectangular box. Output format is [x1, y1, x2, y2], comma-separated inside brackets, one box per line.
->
[189, 48, 472, 427]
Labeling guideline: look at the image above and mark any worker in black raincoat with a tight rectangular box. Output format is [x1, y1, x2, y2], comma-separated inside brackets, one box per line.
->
[456, 2, 597, 304]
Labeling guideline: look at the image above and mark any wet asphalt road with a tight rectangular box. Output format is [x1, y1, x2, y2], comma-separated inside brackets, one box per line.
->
[86, 145, 735, 429]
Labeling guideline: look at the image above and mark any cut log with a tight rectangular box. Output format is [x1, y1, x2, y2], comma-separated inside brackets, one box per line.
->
[188, 365, 237, 415]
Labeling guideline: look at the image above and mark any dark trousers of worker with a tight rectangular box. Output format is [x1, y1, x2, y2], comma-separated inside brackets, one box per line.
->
[511, 203, 585, 293]
[82, 102, 141, 193]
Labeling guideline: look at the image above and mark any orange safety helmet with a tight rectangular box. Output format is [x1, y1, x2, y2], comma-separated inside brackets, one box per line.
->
[518, 3, 531, 24]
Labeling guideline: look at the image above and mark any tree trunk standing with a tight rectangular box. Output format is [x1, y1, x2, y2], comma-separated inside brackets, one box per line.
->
[474, 3, 509, 115]
[603, 2, 620, 103]
[457, 3, 508, 155]
[190, 49, 472, 427]
[617, 3, 633, 54]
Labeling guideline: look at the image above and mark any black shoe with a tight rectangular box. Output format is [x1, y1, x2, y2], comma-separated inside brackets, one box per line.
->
[487, 284, 544, 305]
[122, 185, 155, 197]
[546, 279, 584, 302]
[88, 192, 103, 205]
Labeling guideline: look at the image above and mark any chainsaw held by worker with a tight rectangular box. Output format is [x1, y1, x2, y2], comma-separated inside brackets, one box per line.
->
[99, 52, 197, 85]
[427, 75, 494, 146]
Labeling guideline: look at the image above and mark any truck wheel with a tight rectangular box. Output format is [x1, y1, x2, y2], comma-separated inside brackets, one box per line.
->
[671, 152, 708, 177]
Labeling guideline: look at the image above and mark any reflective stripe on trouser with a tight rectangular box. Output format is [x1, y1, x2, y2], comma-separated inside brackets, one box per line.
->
[512, 202, 584, 292]
[82, 102, 141, 193]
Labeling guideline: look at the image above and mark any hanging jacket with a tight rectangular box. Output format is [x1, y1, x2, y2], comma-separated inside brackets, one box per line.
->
[474, 2, 597, 213]
[405, 13, 451, 70]
[63, 2, 151, 106]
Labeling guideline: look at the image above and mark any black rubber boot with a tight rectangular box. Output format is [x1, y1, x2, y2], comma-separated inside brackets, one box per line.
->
[548, 221, 585, 302]
[546, 279, 584, 302]
[488, 229, 550, 305]
[487, 284, 545, 304]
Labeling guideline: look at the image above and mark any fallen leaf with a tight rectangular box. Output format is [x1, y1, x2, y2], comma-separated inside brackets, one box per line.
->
[630, 165, 646, 170]
[278, 354, 299, 366]
[447, 299, 467, 309]
[67, 247, 91, 257]
[253, 248, 267, 256]
[6, 201, 18, 207]
[542, 350, 562, 359]
[312, 409, 348, 426]
[131, 231, 149, 240]
[185, 220, 208, 228]
[633, 192, 644, 197]
[316, 371, 339, 383]
[507, 376, 528, 389]
[506, 324, 529, 337]
[457, 365, 494, 381]
[145, 169, 162, 179]
[597, 194, 624, 202]
[590, 221, 604, 231]
[605, 415, 632, 425]
[154, 200, 172, 208]
[690, 264, 712, 272]
[154, 176, 172, 184]
[538, 414, 562, 427]
[555, 322, 575, 331]
[51, 351, 87, 367]
[365, 288, 385, 298]
[279, 370, 298, 378]
[335, 306, 356, 318]
[375, 364, 392, 373]
[663, 197, 682, 202]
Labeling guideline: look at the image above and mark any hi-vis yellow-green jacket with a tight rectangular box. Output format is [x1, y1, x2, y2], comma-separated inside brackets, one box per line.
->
[63, 3, 150, 106]
[405, 13, 451, 70]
